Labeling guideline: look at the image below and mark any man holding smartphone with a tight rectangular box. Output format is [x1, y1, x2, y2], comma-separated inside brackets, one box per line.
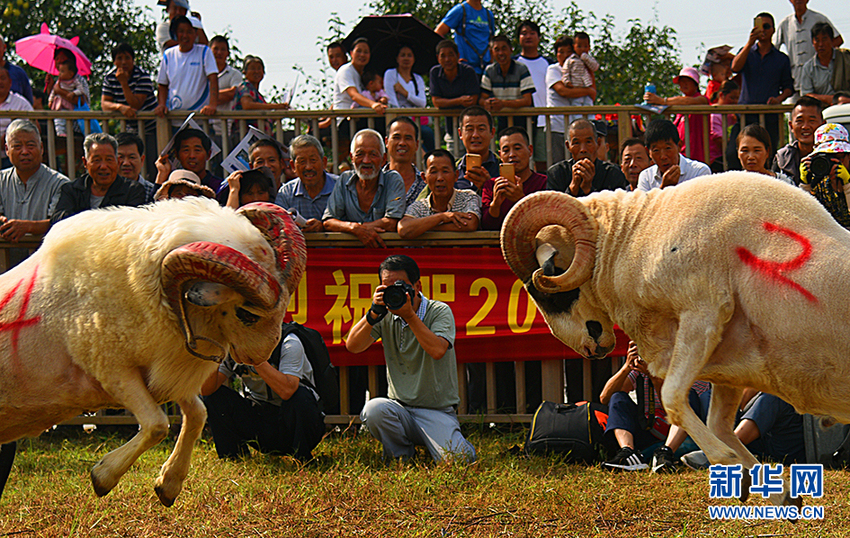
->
[480, 126, 546, 230]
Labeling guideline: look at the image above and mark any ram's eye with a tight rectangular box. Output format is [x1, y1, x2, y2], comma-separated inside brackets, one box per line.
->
[235, 307, 260, 326]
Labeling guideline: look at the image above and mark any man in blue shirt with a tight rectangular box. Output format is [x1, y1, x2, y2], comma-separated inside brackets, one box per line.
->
[0, 37, 32, 105]
[731, 12, 794, 158]
[435, 0, 495, 75]
[275, 134, 337, 232]
[322, 129, 405, 248]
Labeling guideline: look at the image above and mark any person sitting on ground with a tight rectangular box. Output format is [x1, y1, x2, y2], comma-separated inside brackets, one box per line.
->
[478, 34, 535, 132]
[546, 118, 628, 196]
[398, 149, 480, 239]
[201, 322, 326, 462]
[115, 132, 157, 203]
[681, 389, 805, 469]
[0, 119, 68, 266]
[600, 341, 711, 472]
[620, 138, 651, 191]
[708, 80, 740, 172]
[637, 118, 712, 191]
[322, 129, 405, 248]
[275, 134, 337, 232]
[737, 123, 794, 183]
[223, 167, 274, 210]
[384, 117, 425, 207]
[154, 169, 215, 201]
[51, 133, 147, 223]
[481, 126, 546, 230]
[644, 66, 711, 164]
[155, 128, 223, 193]
[456, 105, 499, 194]
[799, 122, 850, 229]
[346, 254, 476, 463]
[772, 96, 824, 184]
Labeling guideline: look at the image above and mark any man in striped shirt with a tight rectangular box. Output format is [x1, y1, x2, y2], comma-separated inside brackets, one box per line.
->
[479, 34, 534, 133]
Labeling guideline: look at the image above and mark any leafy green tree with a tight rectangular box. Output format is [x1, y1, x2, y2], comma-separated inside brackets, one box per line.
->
[0, 0, 158, 103]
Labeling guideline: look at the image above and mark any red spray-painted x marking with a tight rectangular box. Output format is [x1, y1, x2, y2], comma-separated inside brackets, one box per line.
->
[0, 266, 42, 356]
[736, 222, 817, 303]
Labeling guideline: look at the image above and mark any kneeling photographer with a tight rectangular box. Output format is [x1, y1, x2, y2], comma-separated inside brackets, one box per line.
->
[346, 254, 476, 463]
[800, 123, 850, 229]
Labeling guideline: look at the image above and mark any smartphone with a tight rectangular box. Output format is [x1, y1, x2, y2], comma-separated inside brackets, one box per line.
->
[500, 163, 516, 184]
[466, 153, 482, 169]
[754, 16, 763, 29]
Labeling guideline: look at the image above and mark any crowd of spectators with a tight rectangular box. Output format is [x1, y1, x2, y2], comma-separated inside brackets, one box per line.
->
[0, 0, 847, 467]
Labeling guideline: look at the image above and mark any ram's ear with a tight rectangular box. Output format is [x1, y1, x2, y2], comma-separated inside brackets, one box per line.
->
[185, 282, 240, 307]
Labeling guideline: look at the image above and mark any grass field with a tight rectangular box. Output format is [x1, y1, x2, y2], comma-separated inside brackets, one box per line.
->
[0, 426, 847, 537]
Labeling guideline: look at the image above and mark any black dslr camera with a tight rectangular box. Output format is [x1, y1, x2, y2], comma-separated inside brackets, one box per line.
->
[382, 280, 416, 310]
[809, 153, 837, 185]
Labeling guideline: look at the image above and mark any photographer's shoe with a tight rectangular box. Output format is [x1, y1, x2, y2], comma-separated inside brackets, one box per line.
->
[603, 446, 648, 471]
[651, 445, 677, 473]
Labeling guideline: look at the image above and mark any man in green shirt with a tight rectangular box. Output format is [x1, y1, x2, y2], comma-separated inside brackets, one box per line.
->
[346, 255, 476, 462]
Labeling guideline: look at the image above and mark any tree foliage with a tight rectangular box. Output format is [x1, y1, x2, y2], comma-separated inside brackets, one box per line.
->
[0, 0, 158, 103]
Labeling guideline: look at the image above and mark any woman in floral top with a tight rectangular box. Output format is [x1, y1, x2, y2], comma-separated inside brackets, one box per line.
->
[234, 55, 289, 134]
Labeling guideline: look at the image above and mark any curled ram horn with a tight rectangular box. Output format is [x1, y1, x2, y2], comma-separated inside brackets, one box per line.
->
[161, 241, 283, 360]
[237, 202, 307, 296]
[501, 191, 598, 294]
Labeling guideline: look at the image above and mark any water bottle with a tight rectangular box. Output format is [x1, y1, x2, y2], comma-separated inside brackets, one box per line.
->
[644, 82, 656, 95]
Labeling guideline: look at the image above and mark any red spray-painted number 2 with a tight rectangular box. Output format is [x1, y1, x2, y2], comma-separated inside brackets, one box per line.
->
[736, 222, 818, 304]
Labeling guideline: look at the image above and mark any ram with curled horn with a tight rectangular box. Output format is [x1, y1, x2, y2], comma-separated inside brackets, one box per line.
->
[502, 173, 850, 508]
[0, 198, 305, 506]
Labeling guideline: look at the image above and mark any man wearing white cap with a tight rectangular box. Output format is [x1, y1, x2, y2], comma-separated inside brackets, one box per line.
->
[156, 0, 208, 52]
[800, 123, 850, 228]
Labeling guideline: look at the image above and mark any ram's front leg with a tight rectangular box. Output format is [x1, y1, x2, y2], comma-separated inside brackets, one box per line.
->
[90, 372, 170, 498]
[660, 307, 739, 466]
[154, 395, 206, 507]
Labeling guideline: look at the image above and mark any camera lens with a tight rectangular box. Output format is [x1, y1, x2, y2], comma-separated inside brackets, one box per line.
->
[810, 153, 833, 178]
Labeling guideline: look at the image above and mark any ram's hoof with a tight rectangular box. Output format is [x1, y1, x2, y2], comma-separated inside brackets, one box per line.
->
[154, 484, 177, 507]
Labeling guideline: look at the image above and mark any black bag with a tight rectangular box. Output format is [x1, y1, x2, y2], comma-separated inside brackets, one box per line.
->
[525, 401, 612, 462]
[270, 322, 340, 415]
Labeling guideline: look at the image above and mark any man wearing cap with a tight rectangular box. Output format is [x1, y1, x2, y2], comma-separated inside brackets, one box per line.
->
[155, 169, 215, 201]
[154, 15, 218, 122]
[732, 12, 794, 155]
[800, 123, 850, 229]
[51, 133, 146, 223]
[156, 0, 208, 51]
[773, 0, 842, 97]
[547, 118, 628, 197]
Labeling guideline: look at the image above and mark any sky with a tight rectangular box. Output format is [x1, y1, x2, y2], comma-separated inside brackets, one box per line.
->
[136, 0, 850, 105]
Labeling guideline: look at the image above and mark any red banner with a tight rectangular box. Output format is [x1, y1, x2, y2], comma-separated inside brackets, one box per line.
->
[286, 247, 629, 366]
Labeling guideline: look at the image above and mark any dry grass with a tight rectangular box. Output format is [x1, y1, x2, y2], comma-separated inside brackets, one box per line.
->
[0, 426, 847, 537]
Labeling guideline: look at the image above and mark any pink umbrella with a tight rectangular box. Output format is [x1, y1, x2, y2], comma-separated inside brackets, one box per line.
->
[14, 23, 92, 76]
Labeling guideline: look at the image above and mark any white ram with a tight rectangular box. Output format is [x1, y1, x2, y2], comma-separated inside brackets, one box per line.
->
[0, 197, 305, 506]
[501, 173, 850, 506]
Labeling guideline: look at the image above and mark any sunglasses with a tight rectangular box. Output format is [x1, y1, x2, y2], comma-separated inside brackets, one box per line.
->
[762, 23, 773, 30]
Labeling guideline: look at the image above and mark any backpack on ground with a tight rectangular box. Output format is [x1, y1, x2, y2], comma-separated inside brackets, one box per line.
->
[525, 401, 614, 462]
[270, 322, 340, 415]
